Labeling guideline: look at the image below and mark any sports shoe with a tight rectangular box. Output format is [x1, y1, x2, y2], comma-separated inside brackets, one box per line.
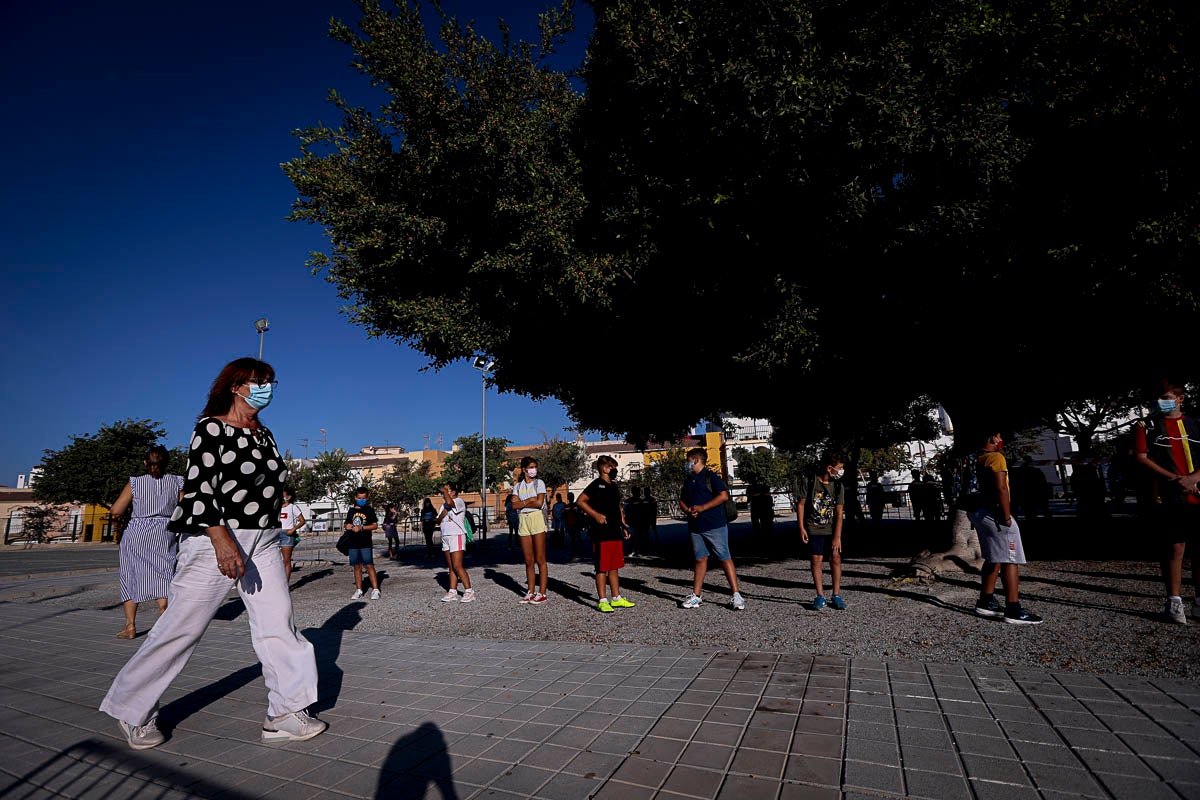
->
[1163, 597, 1187, 625]
[519, 592, 534, 604]
[681, 593, 702, 609]
[441, 590, 459, 602]
[812, 595, 828, 611]
[370, 589, 381, 600]
[530, 593, 548, 604]
[1004, 605, 1045, 625]
[830, 594, 847, 611]
[730, 592, 746, 610]
[117, 715, 164, 750]
[460, 588, 476, 603]
[261, 710, 328, 742]
[609, 596, 636, 608]
[350, 589, 364, 600]
[975, 594, 1004, 618]
[598, 600, 614, 613]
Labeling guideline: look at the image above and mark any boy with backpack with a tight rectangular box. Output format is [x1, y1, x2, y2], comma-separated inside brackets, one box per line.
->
[678, 448, 746, 610]
[797, 452, 847, 610]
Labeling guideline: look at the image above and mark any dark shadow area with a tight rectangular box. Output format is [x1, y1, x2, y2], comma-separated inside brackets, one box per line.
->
[15, 739, 257, 799]
[158, 662, 263, 734]
[544, 576, 596, 608]
[302, 601, 366, 715]
[288, 567, 335, 591]
[375, 721, 459, 799]
[610, 575, 682, 604]
[482, 567, 526, 598]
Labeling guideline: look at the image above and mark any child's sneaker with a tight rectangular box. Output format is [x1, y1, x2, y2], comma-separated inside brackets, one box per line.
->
[609, 596, 636, 608]
[519, 592, 534, 604]
[460, 588, 476, 603]
[441, 590, 459, 602]
[598, 599, 614, 613]
[681, 593, 702, 609]
[1004, 605, 1045, 625]
[1163, 597, 1187, 625]
[351, 589, 364, 600]
[830, 594, 847, 610]
[370, 588, 381, 600]
[975, 594, 1004, 618]
[730, 592, 746, 610]
[530, 593, 548, 604]
[812, 595, 828, 611]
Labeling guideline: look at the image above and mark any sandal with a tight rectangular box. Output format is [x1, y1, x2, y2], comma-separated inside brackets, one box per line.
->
[116, 625, 136, 640]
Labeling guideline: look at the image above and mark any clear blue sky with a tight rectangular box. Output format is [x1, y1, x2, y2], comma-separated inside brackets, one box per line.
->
[0, 1, 594, 485]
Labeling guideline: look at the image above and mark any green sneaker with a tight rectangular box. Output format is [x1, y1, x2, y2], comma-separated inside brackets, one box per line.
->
[598, 600, 614, 613]
[609, 596, 636, 608]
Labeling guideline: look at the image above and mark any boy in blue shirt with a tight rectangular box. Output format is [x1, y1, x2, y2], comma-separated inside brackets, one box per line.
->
[678, 448, 745, 610]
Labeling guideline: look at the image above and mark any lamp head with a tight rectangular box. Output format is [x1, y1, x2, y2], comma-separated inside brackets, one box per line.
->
[471, 355, 496, 372]
[254, 317, 270, 334]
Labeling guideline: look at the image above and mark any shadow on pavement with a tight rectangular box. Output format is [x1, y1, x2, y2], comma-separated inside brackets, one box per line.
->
[303, 600, 366, 715]
[375, 721, 458, 799]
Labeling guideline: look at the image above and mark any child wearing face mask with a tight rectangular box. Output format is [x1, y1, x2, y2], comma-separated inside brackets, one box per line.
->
[511, 457, 549, 604]
[577, 456, 635, 613]
[797, 452, 847, 610]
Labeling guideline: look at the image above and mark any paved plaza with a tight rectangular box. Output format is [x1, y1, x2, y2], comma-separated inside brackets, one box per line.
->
[1, 594, 1198, 799]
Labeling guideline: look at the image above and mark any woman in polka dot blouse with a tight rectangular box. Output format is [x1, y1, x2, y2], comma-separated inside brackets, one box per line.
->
[100, 357, 327, 750]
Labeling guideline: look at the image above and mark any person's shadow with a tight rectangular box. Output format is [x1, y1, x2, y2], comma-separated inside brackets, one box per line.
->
[482, 567, 526, 598]
[375, 721, 458, 799]
[302, 601, 366, 715]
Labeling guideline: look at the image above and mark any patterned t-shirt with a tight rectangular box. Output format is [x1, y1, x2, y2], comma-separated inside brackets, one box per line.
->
[167, 417, 288, 534]
[798, 474, 845, 535]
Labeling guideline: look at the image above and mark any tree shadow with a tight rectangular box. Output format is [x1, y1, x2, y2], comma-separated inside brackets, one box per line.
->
[302, 601, 367, 715]
[375, 721, 459, 799]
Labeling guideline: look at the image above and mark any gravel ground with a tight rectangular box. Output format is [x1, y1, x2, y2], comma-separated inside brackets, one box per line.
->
[31, 514, 1199, 680]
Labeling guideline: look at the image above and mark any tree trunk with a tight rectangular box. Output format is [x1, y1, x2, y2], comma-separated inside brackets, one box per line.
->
[904, 508, 983, 582]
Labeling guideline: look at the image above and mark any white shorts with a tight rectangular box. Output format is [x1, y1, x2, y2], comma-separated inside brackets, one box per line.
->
[442, 533, 466, 554]
[970, 511, 1027, 565]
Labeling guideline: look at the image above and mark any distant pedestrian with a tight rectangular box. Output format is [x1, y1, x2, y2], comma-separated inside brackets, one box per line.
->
[625, 485, 648, 555]
[345, 487, 381, 600]
[420, 498, 438, 558]
[643, 489, 659, 548]
[511, 456, 549, 604]
[578, 456, 635, 613]
[108, 445, 183, 640]
[1132, 379, 1200, 624]
[748, 482, 774, 536]
[551, 493, 567, 548]
[678, 448, 745, 610]
[565, 492, 583, 555]
[866, 473, 885, 524]
[101, 357, 325, 749]
[505, 493, 520, 549]
[436, 482, 474, 603]
[382, 503, 401, 560]
[279, 486, 306, 580]
[970, 430, 1043, 625]
[797, 452, 848, 611]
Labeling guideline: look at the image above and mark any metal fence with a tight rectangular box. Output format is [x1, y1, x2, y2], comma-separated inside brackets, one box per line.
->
[3, 513, 108, 546]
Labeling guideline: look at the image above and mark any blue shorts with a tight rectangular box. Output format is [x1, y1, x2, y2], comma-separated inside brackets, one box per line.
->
[691, 525, 731, 562]
[348, 547, 374, 566]
[278, 531, 298, 548]
[807, 534, 832, 557]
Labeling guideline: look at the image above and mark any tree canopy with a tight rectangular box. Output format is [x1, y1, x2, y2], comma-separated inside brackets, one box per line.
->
[286, 0, 1199, 448]
[33, 419, 171, 508]
[438, 434, 512, 493]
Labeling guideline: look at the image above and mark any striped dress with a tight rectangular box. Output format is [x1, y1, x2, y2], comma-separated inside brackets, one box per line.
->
[119, 473, 184, 603]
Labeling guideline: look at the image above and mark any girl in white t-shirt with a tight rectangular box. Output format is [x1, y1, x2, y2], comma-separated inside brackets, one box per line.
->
[510, 456, 549, 604]
[278, 487, 306, 581]
[435, 482, 474, 603]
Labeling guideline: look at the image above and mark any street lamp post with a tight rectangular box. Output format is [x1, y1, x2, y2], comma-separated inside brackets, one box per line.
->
[471, 356, 496, 538]
[254, 317, 270, 359]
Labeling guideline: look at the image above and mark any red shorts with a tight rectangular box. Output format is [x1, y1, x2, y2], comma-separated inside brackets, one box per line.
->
[593, 539, 625, 572]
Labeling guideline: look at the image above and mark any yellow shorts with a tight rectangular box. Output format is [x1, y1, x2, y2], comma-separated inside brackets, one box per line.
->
[518, 513, 547, 537]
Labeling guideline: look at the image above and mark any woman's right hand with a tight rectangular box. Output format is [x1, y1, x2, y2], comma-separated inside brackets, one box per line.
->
[209, 529, 245, 579]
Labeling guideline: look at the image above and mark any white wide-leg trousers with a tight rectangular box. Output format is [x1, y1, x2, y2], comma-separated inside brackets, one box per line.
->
[100, 529, 318, 727]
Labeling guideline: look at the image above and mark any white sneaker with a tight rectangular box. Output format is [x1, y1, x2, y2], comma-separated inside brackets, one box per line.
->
[370, 588, 381, 600]
[681, 593, 702, 609]
[351, 589, 364, 600]
[730, 592, 746, 610]
[117, 715, 165, 750]
[261, 710, 327, 742]
[442, 590, 459, 602]
[460, 588, 476, 603]
[1164, 597, 1187, 625]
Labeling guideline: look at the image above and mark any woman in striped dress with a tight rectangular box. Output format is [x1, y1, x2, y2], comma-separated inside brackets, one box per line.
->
[109, 446, 183, 639]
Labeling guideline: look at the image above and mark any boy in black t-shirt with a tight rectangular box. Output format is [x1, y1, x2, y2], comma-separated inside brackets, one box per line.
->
[797, 452, 846, 611]
[577, 456, 635, 613]
[344, 487, 381, 600]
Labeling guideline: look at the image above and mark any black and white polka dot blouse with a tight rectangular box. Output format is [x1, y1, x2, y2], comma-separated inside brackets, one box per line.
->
[167, 417, 288, 534]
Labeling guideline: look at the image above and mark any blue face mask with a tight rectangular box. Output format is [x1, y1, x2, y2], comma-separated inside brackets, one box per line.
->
[355, 498, 367, 507]
[1158, 398, 1178, 413]
[243, 383, 273, 410]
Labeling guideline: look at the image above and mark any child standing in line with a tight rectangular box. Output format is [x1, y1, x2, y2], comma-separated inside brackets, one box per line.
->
[577, 456, 635, 613]
[435, 482, 475, 603]
[510, 457, 549, 604]
[797, 452, 847, 610]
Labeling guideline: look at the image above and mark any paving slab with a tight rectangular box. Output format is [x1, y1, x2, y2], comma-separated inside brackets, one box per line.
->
[0, 601, 1197, 799]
